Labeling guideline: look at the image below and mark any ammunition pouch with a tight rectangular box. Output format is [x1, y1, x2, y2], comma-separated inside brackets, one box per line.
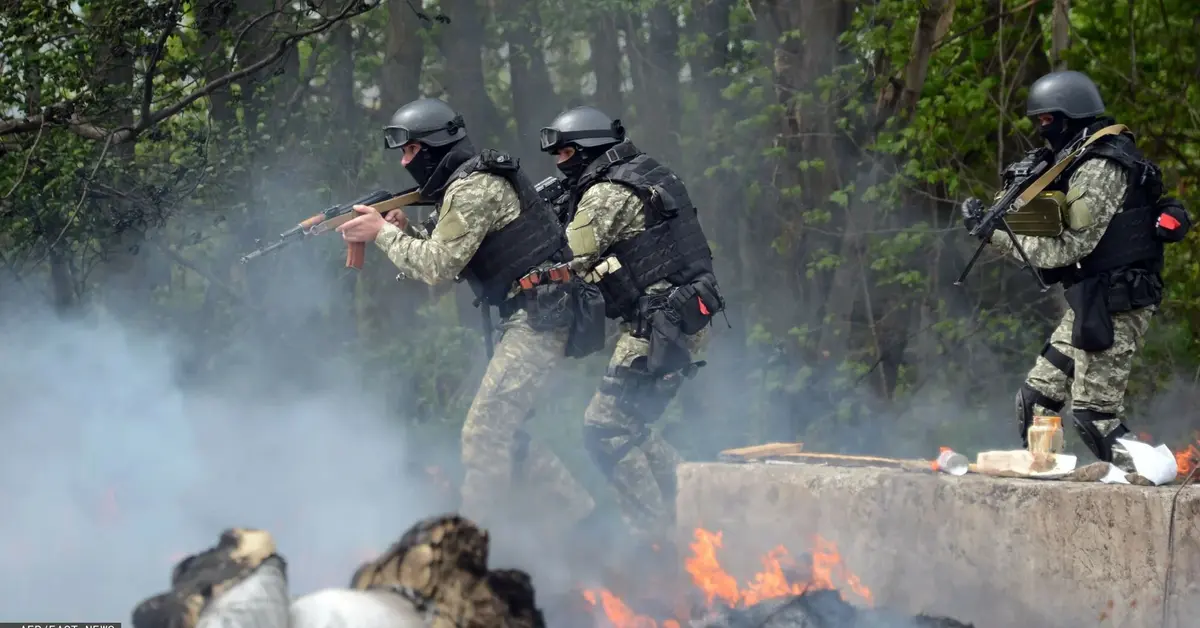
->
[1007, 191, 1066, 237]
[620, 275, 723, 376]
[630, 297, 690, 376]
[499, 264, 574, 332]
[665, 273, 725, 335]
[1105, 268, 1163, 313]
[1154, 196, 1191, 243]
[597, 263, 642, 321]
[565, 279, 607, 358]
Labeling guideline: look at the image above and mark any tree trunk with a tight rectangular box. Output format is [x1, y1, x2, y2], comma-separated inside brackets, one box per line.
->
[640, 4, 682, 165]
[90, 2, 148, 317]
[380, 0, 426, 110]
[436, 0, 509, 146]
[749, 0, 855, 333]
[589, 10, 624, 116]
[1051, 0, 1070, 71]
[502, 0, 558, 165]
[196, 0, 238, 128]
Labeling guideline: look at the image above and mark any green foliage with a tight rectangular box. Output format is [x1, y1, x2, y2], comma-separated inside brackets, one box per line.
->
[2, 0, 1198, 489]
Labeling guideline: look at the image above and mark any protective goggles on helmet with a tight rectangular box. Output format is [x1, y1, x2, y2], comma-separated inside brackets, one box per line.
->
[538, 120, 626, 152]
[383, 115, 465, 150]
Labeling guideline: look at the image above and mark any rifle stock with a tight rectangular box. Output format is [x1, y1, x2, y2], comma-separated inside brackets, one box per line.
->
[240, 188, 428, 268]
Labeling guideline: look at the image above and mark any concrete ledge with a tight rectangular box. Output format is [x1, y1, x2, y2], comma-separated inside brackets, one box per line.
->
[675, 462, 1200, 628]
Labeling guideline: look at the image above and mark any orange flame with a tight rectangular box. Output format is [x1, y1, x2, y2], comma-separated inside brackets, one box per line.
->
[1176, 438, 1199, 477]
[582, 528, 872, 627]
[930, 446, 951, 472]
[1142, 431, 1200, 478]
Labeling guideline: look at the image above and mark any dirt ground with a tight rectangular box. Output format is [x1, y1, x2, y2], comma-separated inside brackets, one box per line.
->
[675, 462, 1200, 628]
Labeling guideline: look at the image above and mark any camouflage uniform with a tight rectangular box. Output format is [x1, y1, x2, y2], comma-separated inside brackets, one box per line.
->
[567, 182, 709, 544]
[989, 158, 1154, 467]
[375, 172, 593, 530]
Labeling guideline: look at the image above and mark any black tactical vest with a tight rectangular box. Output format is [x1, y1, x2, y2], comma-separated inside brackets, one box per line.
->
[1039, 124, 1165, 287]
[573, 142, 715, 291]
[424, 148, 571, 306]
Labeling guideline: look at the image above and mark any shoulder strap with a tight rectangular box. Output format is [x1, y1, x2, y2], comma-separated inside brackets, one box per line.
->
[1015, 125, 1129, 207]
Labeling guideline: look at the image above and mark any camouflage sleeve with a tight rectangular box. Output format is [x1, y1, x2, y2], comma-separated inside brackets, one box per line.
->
[402, 218, 429, 239]
[565, 182, 644, 274]
[373, 173, 512, 284]
[374, 212, 429, 241]
[990, 158, 1127, 268]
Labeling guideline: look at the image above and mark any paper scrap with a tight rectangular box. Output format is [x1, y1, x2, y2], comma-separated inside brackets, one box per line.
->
[1098, 438, 1178, 485]
[1028, 453, 1077, 478]
[1100, 464, 1130, 484]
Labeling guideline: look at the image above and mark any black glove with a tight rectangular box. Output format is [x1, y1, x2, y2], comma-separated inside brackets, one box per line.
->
[1155, 196, 1191, 242]
[960, 197, 989, 238]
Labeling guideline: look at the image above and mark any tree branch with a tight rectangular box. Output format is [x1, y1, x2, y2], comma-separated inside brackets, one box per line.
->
[0, 0, 380, 144]
[141, 0, 186, 125]
[933, 0, 1045, 52]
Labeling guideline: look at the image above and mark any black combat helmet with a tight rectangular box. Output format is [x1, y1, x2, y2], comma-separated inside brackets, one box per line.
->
[384, 98, 467, 150]
[539, 106, 626, 181]
[539, 106, 624, 152]
[1025, 71, 1105, 119]
[1025, 71, 1106, 152]
[384, 98, 470, 188]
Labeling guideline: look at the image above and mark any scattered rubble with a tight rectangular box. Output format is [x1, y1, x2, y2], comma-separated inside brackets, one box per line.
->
[689, 589, 973, 628]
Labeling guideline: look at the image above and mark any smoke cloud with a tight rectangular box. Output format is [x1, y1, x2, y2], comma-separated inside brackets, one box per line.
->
[0, 300, 453, 621]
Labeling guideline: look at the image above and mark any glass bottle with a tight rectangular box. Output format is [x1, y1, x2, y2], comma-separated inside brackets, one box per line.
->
[1027, 416, 1065, 469]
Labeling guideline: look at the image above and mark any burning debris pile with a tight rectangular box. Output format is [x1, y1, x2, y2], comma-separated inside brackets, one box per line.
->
[581, 529, 973, 628]
[127, 514, 975, 628]
[132, 514, 546, 628]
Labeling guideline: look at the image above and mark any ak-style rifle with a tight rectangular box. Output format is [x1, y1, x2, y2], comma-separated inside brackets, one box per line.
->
[239, 188, 429, 268]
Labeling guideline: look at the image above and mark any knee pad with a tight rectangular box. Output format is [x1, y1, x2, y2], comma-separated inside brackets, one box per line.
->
[1016, 383, 1065, 447]
[1072, 409, 1129, 463]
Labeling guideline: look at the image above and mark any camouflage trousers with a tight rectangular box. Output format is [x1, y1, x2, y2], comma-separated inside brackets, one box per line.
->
[1025, 305, 1155, 417]
[459, 312, 594, 538]
[583, 325, 710, 545]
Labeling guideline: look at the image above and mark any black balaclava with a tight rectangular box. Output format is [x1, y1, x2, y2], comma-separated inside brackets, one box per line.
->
[1038, 113, 1096, 154]
[405, 142, 454, 188]
[556, 145, 612, 184]
[411, 138, 476, 199]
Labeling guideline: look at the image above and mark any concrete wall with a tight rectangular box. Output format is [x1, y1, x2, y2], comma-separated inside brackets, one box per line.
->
[675, 462, 1200, 628]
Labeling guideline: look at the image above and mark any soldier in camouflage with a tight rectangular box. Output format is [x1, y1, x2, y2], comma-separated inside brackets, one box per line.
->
[538, 107, 726, 548]
[338, 98, 593, 531]
[960, 71, 1191, 472]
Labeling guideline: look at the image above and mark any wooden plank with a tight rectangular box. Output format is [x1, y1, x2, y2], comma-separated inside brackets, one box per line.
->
[775, 452, 934, 472]
[718, 442, 804, 462]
